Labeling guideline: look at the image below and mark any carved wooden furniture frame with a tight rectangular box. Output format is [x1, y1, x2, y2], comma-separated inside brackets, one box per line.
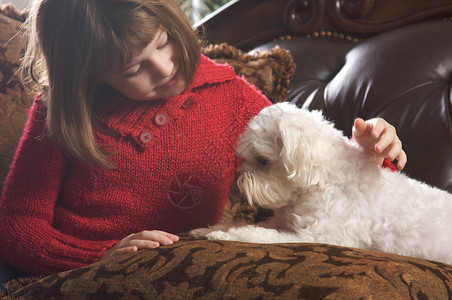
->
[197, 0, 452, 49]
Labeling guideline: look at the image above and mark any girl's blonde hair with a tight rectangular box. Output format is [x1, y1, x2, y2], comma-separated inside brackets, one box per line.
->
[21, 0, 201, 168]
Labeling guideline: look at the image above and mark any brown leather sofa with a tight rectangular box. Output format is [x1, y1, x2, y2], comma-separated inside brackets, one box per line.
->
[1, 0, 451, 298]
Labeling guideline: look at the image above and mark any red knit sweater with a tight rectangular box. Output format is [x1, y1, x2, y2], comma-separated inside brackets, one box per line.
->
[0, 56, 271, 275]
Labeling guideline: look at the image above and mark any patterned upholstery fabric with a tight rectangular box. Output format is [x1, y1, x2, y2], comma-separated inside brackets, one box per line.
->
[202, 43, 296, 104]
[3, 236, 452, 299]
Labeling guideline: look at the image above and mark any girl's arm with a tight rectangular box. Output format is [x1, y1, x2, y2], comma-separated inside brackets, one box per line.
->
[0, 97, 117, 276]
[236, 77, 273, 131]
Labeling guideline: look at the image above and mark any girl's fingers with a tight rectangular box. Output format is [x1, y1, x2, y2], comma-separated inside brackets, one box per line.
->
[101, 230, 180, 260]
[115, 246, 138, 254]
[369, 120, 384, 139]
[127, 239, 161, 249]
[147, 230, 179, 241]
[378, 138, 406, 170]
[353, 118, 367, 137]
[386, 139, 402, 161]
[374, 125, 396, 153]
[122, 230, 180, 249]
[394, 149, 407, 170]
[133, 231, 179, 245]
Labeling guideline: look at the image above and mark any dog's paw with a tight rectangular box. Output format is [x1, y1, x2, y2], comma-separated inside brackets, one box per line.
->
[190, 227, 238, 241]
[190, 227, 216, 238]
[190, 222, 250, 241]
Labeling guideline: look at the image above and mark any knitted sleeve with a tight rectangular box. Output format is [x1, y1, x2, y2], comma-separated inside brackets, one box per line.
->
[229, 77, 272, 169]
[236, 76, 272, 133]
[0, 96, 117, 276]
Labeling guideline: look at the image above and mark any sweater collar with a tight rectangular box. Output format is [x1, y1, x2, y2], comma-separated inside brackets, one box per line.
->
[189, 55, 238, 89]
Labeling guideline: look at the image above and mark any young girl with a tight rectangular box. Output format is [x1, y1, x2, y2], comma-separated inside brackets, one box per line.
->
[0, 0, 406, 283]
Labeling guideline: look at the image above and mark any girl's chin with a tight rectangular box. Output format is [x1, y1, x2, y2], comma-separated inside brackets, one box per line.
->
[125, 78, 187, 101]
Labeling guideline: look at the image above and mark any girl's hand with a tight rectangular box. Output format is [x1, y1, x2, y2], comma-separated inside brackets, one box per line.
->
[100, 230, 179, 260]
[352, 118, 407, 170]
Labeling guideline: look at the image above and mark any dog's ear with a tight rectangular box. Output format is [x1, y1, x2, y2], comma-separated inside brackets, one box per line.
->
[278, 110, 334, 189]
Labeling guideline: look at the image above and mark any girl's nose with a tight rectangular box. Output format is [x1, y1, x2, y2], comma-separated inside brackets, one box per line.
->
[149, 56, 173, 79]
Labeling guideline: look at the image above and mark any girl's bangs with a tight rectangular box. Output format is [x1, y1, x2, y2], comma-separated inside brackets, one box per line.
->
[88, 7, 160, 77]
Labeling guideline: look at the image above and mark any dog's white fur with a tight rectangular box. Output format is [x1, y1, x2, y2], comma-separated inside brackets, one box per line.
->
[191, 103, 452, 264]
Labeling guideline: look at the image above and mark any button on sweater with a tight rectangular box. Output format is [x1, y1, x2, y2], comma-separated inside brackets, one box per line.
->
[0, 56, 271, 275]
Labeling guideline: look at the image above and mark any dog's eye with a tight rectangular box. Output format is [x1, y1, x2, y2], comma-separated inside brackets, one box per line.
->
[256, 156, 268, 166]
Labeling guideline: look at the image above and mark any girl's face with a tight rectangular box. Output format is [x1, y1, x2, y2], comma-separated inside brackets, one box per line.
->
[102, 29, 186, 101]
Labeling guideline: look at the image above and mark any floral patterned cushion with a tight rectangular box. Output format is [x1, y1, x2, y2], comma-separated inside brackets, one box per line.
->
[202, 43, 296, 104]
[3, 235, 452, 299]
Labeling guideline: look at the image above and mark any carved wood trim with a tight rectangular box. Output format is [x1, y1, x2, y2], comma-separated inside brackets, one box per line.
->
[284, 0, 452, 36]
[197, 0, 452, 49]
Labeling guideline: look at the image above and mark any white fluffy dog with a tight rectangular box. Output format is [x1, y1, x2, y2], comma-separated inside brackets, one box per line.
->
[191, 103, 452, 265]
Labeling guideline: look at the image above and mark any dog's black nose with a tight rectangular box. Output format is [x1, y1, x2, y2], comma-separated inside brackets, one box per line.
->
[256, 156, 268, 166]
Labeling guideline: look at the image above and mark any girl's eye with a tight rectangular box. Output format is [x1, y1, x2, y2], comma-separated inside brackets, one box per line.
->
[124, 64, 143, 79]
[157, 35, 171, 50]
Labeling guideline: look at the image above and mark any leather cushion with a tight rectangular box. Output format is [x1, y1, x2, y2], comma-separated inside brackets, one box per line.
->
[255, 20, 452, 192]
